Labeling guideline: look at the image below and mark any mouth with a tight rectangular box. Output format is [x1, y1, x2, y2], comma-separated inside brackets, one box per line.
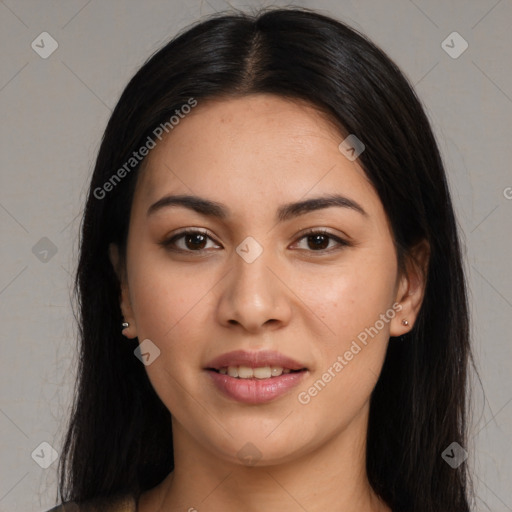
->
[204, 350, 309, 404]
[205, 349, 307, 373]
[207, 366, 306, 379]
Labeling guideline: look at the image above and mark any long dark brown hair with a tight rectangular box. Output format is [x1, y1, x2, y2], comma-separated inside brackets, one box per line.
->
[57, 7, 474, 511]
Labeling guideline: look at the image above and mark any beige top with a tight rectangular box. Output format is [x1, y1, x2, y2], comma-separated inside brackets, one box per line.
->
[45, 492, 137, 512]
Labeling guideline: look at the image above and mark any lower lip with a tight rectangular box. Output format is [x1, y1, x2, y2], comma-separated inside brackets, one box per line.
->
[206, 370, 307, 404]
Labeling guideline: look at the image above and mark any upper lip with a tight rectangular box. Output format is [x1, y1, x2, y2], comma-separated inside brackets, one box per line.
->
[205, 350, 307, 371]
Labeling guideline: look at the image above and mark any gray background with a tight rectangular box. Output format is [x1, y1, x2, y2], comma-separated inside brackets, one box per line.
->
[0, 0, 511, 510]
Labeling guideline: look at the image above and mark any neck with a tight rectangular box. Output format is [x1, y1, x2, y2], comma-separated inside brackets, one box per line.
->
[145, 403, 390, 512]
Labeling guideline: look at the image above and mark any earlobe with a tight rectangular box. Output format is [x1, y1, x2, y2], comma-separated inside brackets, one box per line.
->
[108, 243, 138, 339]
[390, 239, 430, 337]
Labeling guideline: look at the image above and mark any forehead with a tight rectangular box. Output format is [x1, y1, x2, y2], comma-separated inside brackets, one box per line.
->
[134, 94, 378, 219]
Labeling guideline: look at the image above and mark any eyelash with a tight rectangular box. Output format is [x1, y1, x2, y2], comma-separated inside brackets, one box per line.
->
[160, 228, 350, 255]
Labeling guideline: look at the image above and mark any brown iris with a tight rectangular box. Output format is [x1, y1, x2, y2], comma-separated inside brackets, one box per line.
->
[307, 234, 330, 250]
[184, 232, 208, 250]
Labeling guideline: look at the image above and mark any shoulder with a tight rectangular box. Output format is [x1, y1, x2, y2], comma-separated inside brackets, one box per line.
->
[45, 492, 137, 512]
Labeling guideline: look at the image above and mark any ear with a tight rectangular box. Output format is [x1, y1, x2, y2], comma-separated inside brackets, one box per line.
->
[390, 239, 430, 337]
[109, 243, 138, 339]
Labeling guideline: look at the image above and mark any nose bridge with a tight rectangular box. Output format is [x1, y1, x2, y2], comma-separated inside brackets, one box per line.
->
[216, 239, 290, 331]
[230, 242, 277, 306]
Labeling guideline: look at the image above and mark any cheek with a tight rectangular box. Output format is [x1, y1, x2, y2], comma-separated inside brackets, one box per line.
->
[127, 255, 224, 393]
[127, 262, 211, 408]
[129, 255, 213, 339]
[297, 251, 397, 342]
[295, 249, 397, 410]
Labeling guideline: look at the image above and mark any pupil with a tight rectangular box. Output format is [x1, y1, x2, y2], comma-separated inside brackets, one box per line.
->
[308, 234, 328, 250]
[186, 233, 206, 250]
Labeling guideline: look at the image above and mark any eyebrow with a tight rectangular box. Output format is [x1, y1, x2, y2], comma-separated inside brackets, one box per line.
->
[147, 193, 367, 221]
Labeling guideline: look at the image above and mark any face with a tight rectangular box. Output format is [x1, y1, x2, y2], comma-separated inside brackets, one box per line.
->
[112, 94, 423, 467]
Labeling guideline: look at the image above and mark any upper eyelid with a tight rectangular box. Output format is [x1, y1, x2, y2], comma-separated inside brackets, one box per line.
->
[295, 227, 349, 240]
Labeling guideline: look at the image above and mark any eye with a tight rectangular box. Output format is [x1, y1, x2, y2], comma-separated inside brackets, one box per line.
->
[160, 228, 350, 255]
[160, 229, 221, 252]
[292, 229, 350, 253]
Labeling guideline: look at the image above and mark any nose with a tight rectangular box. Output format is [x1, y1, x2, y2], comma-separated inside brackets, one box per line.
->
[215, 246, 292, 334]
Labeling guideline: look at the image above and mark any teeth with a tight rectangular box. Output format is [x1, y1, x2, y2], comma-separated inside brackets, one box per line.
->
[270, 366, 283, 377]
[219, 365, 293, 379]
[253, 367, 271, 379]
[238, 365, 254, 378]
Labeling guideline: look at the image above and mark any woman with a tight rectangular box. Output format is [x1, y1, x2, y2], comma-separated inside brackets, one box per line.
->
[48, 7, 473, 512]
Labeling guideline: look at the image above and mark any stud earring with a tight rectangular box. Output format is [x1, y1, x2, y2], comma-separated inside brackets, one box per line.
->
[402, 319, 409, 326]
[122, 321, 129, 330]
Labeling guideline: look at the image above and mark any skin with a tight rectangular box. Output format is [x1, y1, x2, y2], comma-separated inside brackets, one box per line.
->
[110, 94, 429, 512]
